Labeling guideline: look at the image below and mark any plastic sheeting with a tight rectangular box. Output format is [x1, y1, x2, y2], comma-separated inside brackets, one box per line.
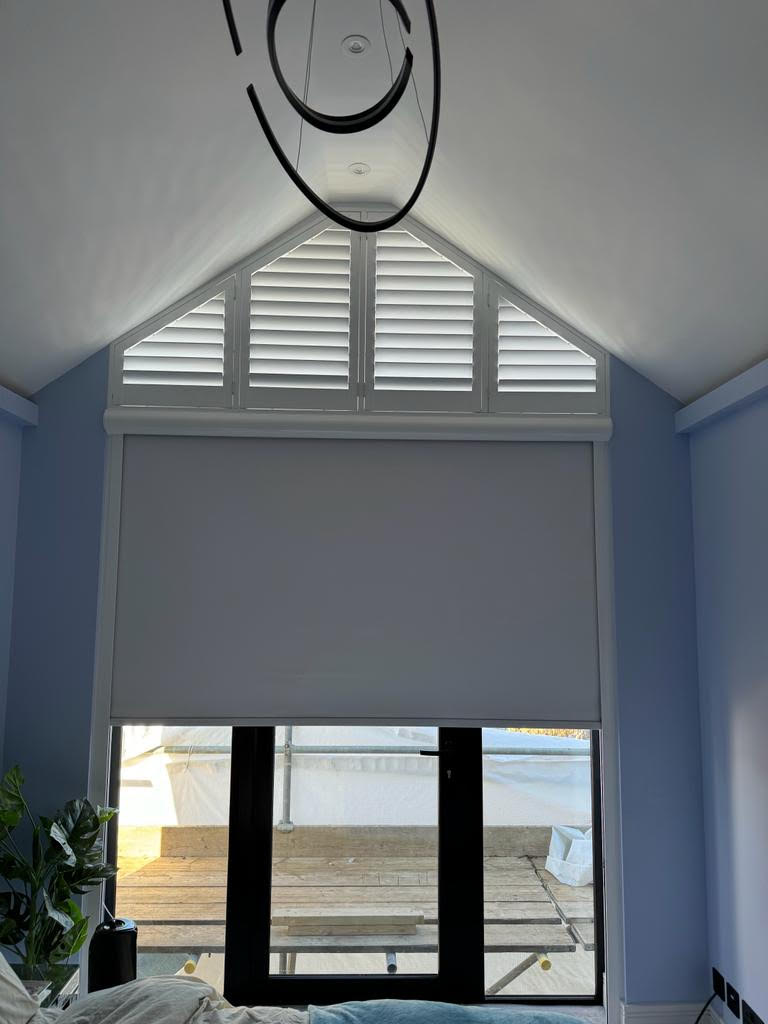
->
[118, 726, 592, 828]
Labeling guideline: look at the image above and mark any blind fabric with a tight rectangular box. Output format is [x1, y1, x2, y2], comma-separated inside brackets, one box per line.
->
[122, 294, 226, 387]
[111, 436, 600, 725]
[250, 228, 351, 390]
[498, 299, 597, 393]
[374, 230, 474, 392]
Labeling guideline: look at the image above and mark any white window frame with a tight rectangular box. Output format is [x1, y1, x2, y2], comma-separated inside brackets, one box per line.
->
[361, 216, 485, 414]
[110, 275, 236, 409]
[107, 207, 609, 421]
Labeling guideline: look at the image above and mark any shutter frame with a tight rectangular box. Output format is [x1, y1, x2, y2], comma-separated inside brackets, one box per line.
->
[243, 226, 361, 412]
[114, 277, 235, 409]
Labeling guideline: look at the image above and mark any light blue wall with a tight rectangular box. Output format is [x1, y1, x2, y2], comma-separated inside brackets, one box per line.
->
[0, 415, 23, 768]
[3, 349, 108, 815]
[610, 357, 709, 1004]
[689, 395, 768, 1017]
[0, 343, 716, 1005]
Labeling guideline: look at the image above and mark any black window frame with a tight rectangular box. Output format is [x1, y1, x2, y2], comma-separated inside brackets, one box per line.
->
[107, 725, 604, 1007]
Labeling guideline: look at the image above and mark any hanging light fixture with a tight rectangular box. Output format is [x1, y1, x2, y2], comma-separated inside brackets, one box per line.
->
[220, 0, 440, 231]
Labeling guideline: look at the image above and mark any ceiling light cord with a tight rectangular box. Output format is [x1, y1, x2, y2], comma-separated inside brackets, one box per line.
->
[395, 6, 428, 142]
[380, 0, 395, 84]
[296, 0, 319, 173]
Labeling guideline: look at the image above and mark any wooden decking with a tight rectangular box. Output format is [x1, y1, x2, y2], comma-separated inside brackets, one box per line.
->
[116, 852, 594, 957]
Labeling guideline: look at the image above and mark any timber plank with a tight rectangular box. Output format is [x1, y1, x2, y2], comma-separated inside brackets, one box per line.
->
[119, 885, 549, 904]
[557, 901, 595, 922]
[547, 884, 593, 902]
[122, 869, 539, 887]
[115, 901, 562, 927]
[571, 921, 595, 951]
[123, 825, 553, 860]
[138, 923, 575, 955]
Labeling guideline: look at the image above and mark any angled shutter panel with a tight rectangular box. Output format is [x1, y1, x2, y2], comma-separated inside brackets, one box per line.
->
[373, 230, 475, 400]
[249, 228, 351, 393]
[122, 294, 226, 388]
[498, 299, 597, 393]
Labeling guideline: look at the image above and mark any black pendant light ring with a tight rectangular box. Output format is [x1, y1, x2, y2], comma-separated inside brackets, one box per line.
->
[267, 0, 414, 135]
[222, 0, 441, 233]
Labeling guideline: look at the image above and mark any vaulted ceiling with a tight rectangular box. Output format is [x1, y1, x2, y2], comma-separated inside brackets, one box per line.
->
[2, 0, 768, 400]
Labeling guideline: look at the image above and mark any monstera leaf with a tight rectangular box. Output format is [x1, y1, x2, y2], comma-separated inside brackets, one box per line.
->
[0, 766, 118, 968]
[48, 822, 77, 867]
[42, 889, 74, 931]
[0, 765, 26, 831]
[48, 900, 88, 964]
[0, 891, 29, 946]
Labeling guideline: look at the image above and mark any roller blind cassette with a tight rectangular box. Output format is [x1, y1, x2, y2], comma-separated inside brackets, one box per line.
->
[122, 294, 226, 388]
[112, 436, 601, 725]
[498, 298, 596, 393]
[374, 230, 474, 392]
[250, 228, 351, 391]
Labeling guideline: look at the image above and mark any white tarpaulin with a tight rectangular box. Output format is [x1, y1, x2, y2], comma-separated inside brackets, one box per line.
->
[118, 726, 591, 829]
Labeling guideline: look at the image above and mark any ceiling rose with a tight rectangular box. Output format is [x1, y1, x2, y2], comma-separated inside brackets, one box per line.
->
[220, 0, 440, 231]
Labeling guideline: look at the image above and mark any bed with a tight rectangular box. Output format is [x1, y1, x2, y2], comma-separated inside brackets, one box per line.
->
[2, 953, 587, 1024]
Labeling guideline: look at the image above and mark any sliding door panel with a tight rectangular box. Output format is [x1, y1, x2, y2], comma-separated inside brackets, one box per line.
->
[481, 727, 600, 999]
[225, 726, 483, 1005]
[268, 726, 439, 977]
[111, 725, 232, 986]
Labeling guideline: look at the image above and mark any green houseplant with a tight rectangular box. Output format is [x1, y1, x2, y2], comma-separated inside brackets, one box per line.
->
[0, 765, 117, 970]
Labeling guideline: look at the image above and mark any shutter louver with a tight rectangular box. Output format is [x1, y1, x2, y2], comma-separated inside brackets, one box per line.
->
[498, 299, 597, 393]
[374, 230, 474, 392]
[122, 294, 225, 387]
[250, 228, 351, 390]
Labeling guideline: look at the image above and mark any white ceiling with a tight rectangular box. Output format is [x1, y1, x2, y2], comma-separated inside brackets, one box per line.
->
[3, 0, 768, 400]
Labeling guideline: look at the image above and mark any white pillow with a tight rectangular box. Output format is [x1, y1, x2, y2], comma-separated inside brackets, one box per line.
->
[0, 951, 38, 1024]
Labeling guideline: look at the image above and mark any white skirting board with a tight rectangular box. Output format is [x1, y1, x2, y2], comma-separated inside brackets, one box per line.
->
[621, 1002, 721, 1024]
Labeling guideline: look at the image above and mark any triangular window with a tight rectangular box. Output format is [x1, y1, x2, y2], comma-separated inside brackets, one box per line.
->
[118, 282, 234, 407]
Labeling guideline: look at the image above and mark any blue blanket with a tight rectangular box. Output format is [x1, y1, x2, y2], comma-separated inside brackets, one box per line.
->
[311, 1000, 585, 1024]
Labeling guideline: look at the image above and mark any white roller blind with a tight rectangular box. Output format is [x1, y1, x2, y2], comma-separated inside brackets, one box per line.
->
[374, 230, 474, 392]
[111, 437, 600, 725]
[122, 294, 226, 387]
[250, 228, 351, 390]
[498, 299, 596, 393]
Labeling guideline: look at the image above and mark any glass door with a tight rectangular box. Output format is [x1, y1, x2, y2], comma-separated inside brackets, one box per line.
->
[224, 727, 483, 1006]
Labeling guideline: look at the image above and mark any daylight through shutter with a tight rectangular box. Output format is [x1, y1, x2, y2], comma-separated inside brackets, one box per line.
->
[374, 230, 474, 396]
[122, 293, 226, 388]
[498, 299, 596, 393]
[249, 228, 351, 392]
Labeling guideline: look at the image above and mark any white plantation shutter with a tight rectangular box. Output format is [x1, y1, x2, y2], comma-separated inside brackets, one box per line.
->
[119, 284, 233, 407]
[494, 298, 599, 412]
[371, 230, 476, 410]
[110, 218, 607, 416]
[248, 228, 355, 409]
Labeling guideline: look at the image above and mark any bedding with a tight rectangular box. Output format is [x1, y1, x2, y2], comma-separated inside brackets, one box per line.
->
[311, 1001, 585, 1024]
[0, 955, 585, 1024]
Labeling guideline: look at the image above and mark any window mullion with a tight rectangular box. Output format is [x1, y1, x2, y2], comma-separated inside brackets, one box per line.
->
[358, 229, 376, 410]
[224, 727, 275, 1005]
[438, 727, 485, 1001]
[484, 275, 501, 413]
[349, 229, 368, 409]
[234, 268, 249, 410]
